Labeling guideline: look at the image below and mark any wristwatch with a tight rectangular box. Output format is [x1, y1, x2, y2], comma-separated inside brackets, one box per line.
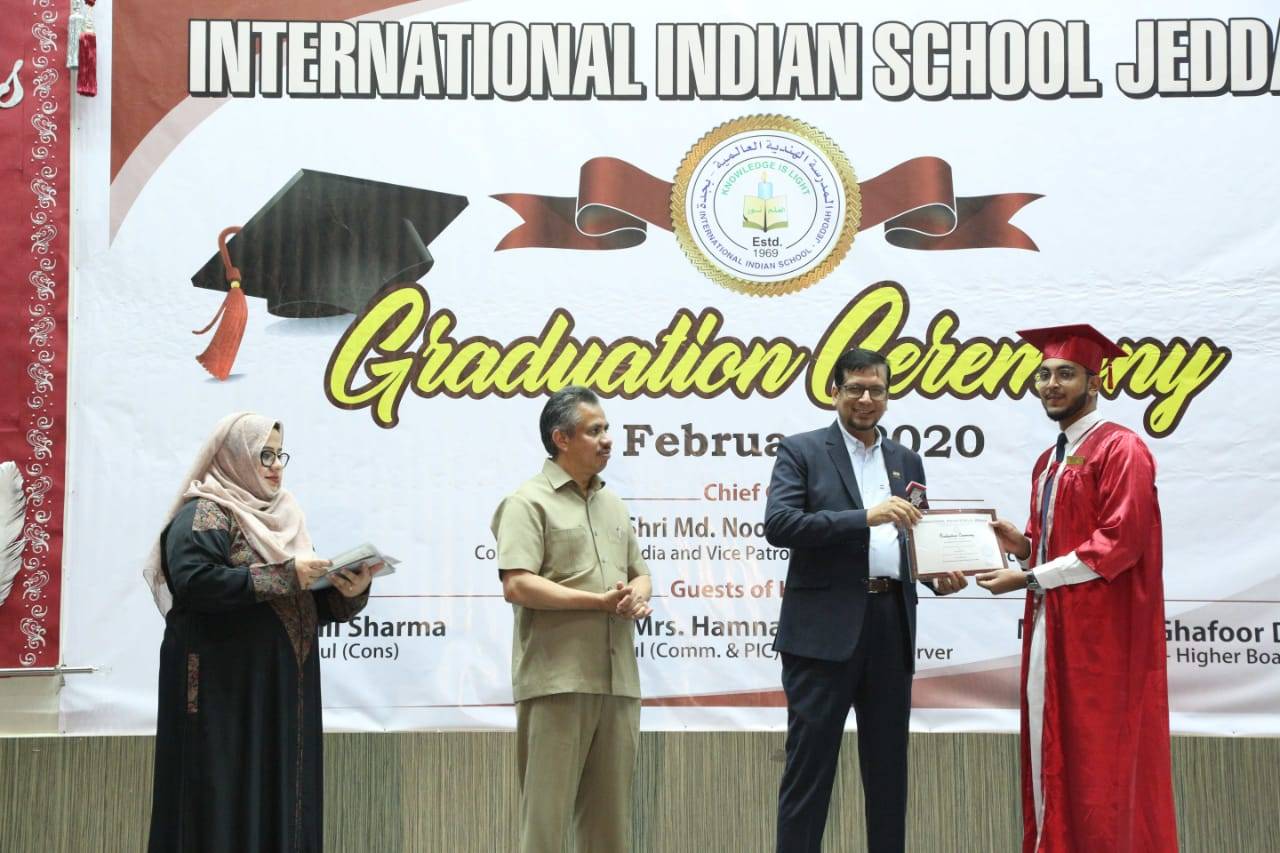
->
[1025, 571, 1042, 593]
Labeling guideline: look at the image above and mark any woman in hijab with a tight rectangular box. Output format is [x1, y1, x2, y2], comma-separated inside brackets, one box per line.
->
[145, 412, 375, 852]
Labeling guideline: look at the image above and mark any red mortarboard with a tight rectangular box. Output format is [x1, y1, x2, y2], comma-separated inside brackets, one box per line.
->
[1016, 324, 1126, 374]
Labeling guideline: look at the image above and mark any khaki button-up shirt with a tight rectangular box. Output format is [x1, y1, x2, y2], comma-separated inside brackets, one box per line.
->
[491, 459, 650, 702]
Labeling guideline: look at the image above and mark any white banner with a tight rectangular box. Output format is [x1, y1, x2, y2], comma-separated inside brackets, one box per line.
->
[60, 0, 1280, 735]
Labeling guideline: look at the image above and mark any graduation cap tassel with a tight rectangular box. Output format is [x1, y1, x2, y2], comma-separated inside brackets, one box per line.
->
[75, 0, 97, 97]
[193, 226, 248, 380]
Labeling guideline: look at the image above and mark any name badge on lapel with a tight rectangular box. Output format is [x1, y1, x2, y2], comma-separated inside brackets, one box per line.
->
[1065, 455, 1086, 466]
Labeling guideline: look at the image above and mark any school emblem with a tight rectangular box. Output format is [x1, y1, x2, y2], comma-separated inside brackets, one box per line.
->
[671, 115, 860, 297]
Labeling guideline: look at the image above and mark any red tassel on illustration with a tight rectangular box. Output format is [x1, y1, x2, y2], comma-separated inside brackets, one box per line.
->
[76, 0, 97, 96]
[193, 226, 248, 380]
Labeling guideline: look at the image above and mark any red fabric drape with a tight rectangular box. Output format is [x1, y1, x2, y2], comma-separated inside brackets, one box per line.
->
[0, 0, 71, 667]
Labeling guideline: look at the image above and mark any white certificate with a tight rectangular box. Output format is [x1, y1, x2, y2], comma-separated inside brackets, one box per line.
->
[906, 509, 1005, 580]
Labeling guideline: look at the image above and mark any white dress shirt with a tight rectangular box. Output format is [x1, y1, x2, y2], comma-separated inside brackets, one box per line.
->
[1028, 410, 1105, 590]
[837, 422, 902, 579]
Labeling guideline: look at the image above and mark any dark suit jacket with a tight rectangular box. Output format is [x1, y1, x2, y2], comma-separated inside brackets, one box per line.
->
[764, 422, 928, 666]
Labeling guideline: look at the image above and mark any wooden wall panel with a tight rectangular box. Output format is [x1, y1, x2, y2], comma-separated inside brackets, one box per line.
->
[0, 734, 1275, 851]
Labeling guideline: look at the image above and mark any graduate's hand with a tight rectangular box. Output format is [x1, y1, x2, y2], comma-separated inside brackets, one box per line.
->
[295, 557, 332, 590]
[990, 519, 1031, 561]
[867, 496, 922, 529]
[930, 571, 968, 595]
[975, 568, 1029, 595]
[332, 561, 379, 598]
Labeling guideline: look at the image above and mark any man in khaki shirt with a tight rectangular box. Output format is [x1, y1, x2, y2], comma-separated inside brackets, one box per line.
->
[491, 386, 653, 853]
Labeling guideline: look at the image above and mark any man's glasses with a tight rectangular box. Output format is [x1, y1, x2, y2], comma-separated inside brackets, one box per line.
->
[1033, 366, 1083, 385]
[837, 383, 888, 401]
[259, 449, 291, 468]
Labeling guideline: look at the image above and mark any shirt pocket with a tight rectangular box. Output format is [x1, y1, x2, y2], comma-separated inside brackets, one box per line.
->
[543, 526, 593, 583]
[602, 524, 633, 581]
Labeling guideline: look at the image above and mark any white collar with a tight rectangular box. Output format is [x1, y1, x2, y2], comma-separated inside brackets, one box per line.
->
[837, 419, 882, 454]
[1060, 409, 1104, 448]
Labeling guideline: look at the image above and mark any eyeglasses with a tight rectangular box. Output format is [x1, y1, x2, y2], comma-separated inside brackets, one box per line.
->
[1033, 366, 1083, 385]
[837, 383, 888, 401]
[259, 449, 291, 468]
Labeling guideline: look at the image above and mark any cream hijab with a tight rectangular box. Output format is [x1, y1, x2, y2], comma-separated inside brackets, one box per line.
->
[144, 412, 314, 615]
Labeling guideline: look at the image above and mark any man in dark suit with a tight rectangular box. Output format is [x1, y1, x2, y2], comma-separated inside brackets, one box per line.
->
[766, 347, 967, 853]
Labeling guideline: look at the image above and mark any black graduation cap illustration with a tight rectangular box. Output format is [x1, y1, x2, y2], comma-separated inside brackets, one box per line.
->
[190, 169, 468, 379]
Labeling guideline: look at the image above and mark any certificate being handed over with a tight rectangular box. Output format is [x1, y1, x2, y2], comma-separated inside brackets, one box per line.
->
[906, 509, 1005, 581]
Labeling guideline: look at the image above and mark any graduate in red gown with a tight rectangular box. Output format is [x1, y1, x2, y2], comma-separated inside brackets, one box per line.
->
[977, 325, 1178, 852]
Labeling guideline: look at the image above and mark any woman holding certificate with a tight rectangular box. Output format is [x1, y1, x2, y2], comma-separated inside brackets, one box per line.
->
[143, 412, 375, 852]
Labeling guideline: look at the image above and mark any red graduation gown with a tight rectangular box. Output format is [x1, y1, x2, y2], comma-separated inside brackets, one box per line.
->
[1021, 422, 1178, 852]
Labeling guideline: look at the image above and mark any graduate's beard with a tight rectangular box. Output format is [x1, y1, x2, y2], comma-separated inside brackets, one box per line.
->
[1044, 387, 1092, 423]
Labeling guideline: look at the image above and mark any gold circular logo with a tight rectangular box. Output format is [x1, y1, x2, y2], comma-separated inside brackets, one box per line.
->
[670, 115, 861, 297]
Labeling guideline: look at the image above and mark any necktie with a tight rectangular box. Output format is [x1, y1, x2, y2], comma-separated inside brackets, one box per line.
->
[1036, 433, 1069, 565]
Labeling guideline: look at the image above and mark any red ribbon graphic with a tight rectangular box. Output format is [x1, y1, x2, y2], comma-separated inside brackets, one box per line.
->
[493, 156, 1040, 253]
